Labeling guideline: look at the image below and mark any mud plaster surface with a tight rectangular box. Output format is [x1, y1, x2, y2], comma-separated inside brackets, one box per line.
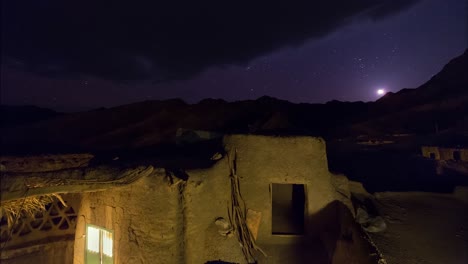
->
[71, 135, 347, 263]
[2, 135, 376, 264]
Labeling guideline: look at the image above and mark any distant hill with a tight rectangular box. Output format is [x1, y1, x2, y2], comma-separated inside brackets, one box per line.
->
[0, 105, 62, 127]
[1, 49, 466, 154]
[376, 48, 468, 110]
[352, 48, 468, 135]
[0, 97, 368, 153]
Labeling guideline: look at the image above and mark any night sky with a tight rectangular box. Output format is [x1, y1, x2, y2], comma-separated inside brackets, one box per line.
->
[1, 0, 467, 112]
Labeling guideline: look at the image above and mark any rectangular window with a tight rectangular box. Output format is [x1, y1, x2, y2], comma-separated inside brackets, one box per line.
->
[86, 226, 100, 253]
[271, 183, 306, 235]
[86, 224, 114, 264]
[102, 229, 113, 258]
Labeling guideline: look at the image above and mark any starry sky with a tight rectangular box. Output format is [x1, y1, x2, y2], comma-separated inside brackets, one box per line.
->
[1, 0, 467, 112]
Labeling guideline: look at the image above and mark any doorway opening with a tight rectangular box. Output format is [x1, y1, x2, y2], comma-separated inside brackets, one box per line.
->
[271, 183, 306, 235]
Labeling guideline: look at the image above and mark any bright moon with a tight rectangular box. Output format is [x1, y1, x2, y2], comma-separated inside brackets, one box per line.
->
[377, 89, 385, 95]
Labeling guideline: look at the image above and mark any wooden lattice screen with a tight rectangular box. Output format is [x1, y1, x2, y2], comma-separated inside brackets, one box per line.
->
[0, 198, 79, 249]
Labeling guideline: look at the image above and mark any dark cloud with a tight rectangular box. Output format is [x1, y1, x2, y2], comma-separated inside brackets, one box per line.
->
[2, 0, 420, 81]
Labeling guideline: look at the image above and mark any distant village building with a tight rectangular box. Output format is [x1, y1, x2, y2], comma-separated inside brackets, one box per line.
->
[1, 135, 382, 264]
[421, 146, 468, 161]
[422, 145, 468, 175]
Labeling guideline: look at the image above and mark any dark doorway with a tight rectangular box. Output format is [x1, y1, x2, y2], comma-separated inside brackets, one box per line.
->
[271, 183, 306, 235]
[453, 151, 461, 161]
[430, 152, 436, 159]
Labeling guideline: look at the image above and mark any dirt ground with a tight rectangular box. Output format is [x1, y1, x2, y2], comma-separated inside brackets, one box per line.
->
[369, 192, 468, 264]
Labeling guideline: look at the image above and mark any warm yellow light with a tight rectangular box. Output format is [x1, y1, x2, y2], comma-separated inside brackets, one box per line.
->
[86, 226, 100, 253]
[102, 229, 113, 257]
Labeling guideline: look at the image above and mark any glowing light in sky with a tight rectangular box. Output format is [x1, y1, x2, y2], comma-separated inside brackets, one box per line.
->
[377, 88, 385, 95]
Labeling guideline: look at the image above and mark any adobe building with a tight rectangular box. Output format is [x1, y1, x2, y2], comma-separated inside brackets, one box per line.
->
[421, 146, 468, 161]
[1, 135, 381, 264]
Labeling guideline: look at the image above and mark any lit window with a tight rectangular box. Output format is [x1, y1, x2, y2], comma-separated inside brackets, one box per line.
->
[102, 229, 113, 257]
[86, 226, 100, 253]
[86, 224, 114, 264]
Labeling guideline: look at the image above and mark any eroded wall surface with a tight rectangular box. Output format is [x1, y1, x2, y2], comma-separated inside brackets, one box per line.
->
[73, 169, 182, 264]
[1, 240, 74, 264]
[184, 135, 339, 263]
[73, 135, 365, 263]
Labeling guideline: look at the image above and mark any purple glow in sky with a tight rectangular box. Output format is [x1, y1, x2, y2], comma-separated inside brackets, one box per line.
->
[1, 0, 467, 112]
